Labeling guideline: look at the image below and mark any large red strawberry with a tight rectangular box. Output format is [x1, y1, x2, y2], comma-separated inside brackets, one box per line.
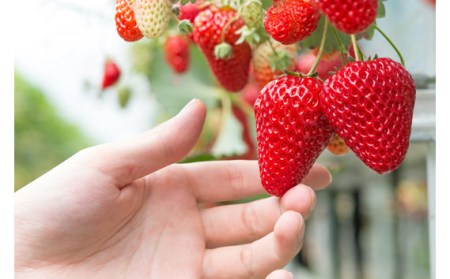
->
[254, 76, 334, 197]
[164, 34, 190, 74]
[101, 59, 121, 89]
[320, 58, 416, 173]
[315, 0, 378, 34]
[115, 0, 143, 42]
[193, 6, 251, 92]
[264, 0, 321, 45]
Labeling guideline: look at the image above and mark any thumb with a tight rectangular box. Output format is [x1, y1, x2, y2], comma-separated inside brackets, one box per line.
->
[75, 99, 206, 186]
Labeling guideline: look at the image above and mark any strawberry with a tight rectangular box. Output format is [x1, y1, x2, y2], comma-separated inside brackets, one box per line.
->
[320, 58, 416, 173]
[164, 35, 190, 74]
[327, 133, 350, 155]
[101, 59, 121, 89]
[115, 0, 143, 42]
[134, 0, 172, 39]
[252, 41, 297, 89]
[264, 0, 321, 45]
[193, 6, 251, 92]
[254, 76, 334, 197]
[240, 0, 264, 29]
[315, 0, 378, 34]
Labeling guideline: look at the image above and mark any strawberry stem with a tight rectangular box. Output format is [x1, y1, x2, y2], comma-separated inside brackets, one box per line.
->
[331, 26, 347, 66]
[373, 25, 405, 66]
[307, 19, 329, 76]
[350, 34, 361, 61]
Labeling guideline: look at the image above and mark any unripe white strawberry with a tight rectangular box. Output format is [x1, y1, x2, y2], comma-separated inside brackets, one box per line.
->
[134, 0, 172, 39]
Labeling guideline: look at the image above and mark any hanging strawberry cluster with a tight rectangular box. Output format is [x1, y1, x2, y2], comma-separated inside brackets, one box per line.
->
[113, 0, 416, 197]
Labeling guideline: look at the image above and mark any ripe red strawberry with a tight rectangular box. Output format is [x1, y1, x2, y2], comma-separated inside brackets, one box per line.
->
[164, 35, 190, 74]
[134, 0, 172, 39]
[327, 133, 350, 155]
[320, 58, 416, 173]
[315, 0, 378, 34]
[252, 41, 297, 89]
[193, 6, 251, 92]
[254, 76, 334, 197]
[264, 0, 321, 45]
[101, 59, 121, 89]
[115, 0, 143, 42]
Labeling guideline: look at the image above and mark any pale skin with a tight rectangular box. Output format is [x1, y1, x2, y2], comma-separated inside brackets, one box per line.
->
[15, 99, 332, 279]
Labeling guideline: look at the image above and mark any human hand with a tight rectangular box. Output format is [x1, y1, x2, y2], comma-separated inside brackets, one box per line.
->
[15, 99, 332, 279]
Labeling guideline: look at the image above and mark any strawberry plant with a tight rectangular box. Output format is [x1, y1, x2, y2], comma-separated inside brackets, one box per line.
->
[108, 0, 416, 197]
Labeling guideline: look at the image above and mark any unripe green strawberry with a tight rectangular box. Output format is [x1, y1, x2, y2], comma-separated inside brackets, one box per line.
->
[255, 75, 334, 197]
[264, 0, 321, 45]
[320, 58, 416, 173]
[134, 0, 172, 39]
[315, 0, 378, 34]
[241, 0, 263, 28]
[193, 5, 251, 92]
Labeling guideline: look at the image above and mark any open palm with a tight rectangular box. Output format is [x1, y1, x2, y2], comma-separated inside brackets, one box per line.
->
[15, 100, 331, 279]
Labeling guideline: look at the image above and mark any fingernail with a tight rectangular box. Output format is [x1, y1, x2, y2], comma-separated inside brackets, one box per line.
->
[178, 99, 198, 115]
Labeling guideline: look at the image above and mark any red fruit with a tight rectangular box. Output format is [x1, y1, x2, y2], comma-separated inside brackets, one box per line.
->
[315, 0, 378, 34]
[264, 0, 321, 45]
[101, 60, 121, 89]
[254, 76, 334, 197]
[320, 58, 416, 173]
[115, 0, 143, 42]
[296, 50, 342, 80]
[193, 6, 251, 92]
[164, 35, 190, 74]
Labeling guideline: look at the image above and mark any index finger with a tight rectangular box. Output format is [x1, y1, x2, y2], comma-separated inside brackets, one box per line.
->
[180, 160, 332, 202]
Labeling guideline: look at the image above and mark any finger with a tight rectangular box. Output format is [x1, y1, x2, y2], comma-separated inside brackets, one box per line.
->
[202, 211, 305, 279]
[181, 160, 331, 202]
[266, 270, 294, 279]
[71, 99, 206, 186]
[301, 163, 332, 190]
[202, 185, 315, 248]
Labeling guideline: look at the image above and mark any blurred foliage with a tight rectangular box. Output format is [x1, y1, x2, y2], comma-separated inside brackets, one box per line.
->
[15, 73, 93, 191]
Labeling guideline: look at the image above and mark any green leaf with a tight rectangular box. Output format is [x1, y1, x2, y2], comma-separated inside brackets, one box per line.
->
[377, 0, 386, 18]
[301, 17, 351, 53]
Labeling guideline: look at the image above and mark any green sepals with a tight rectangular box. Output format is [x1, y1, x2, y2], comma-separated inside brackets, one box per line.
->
[268, 50, 292, 72]
[377, 0, 387, 18]
[301, 17, 351, 54]
[347, 55, 356, 62]
[178, 20, 194, 34]
[180, 0, 196, 5]
[214, 42, 233, 60]
[235, 26, 261, 45]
